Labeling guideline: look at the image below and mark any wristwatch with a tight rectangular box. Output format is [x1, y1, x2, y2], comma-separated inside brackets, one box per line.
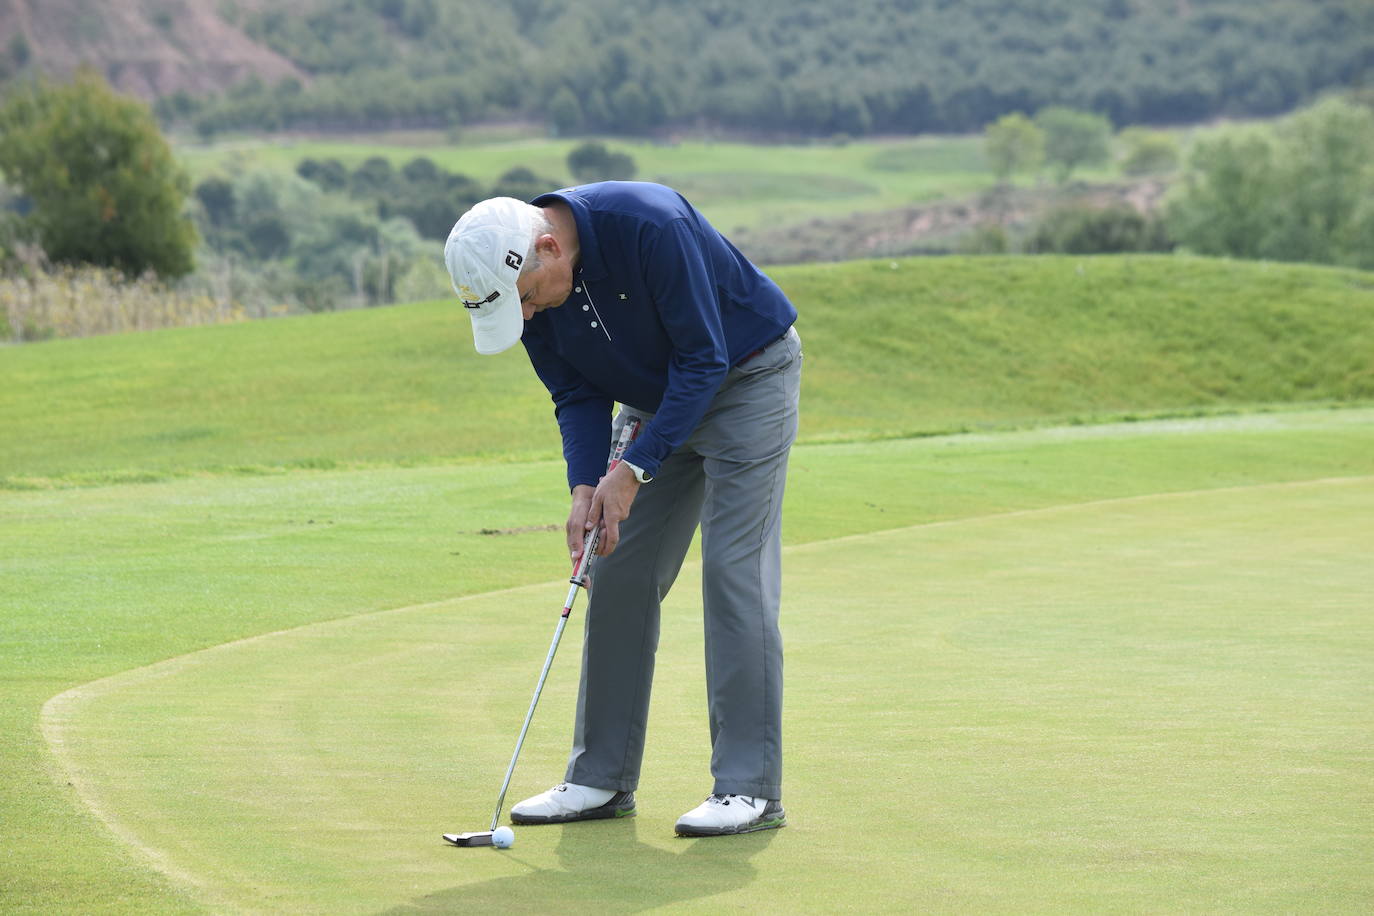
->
[623, 460, 654, 484]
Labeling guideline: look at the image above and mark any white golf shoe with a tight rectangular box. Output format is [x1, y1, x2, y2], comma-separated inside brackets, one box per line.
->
[674, 794, 787, 837]
[509, 783, 636, 824]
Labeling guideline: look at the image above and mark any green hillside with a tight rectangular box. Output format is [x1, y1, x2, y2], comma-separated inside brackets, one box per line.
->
[2, 254, 1371, 488]
[176, 1, 1374, 137]
[6, 0, 1372, 138]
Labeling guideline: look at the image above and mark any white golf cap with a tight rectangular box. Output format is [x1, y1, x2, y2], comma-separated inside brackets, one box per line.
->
[444, 197, 534, 355]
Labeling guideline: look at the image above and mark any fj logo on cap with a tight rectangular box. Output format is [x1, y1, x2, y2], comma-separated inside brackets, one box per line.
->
[505, 250, 524, 270]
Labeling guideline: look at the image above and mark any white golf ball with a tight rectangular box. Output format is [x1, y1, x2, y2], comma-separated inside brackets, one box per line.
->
[492, 826, 514, 849]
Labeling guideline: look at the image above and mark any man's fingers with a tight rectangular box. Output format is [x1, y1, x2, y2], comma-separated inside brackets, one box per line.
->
[585, 491, 605, 541]
[567, 521, 583, 559]
[567, 485, 595, 561]
[599, 516, 620, 555]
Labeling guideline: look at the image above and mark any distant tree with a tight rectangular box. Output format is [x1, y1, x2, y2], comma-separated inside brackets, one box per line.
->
[389, 157, 468, 239]
[195, 178, 237, 227]
[8, 33, 30, 68]
[548, 85, 584, 136]
[245, 215, 291, 259]
[610, 83, 656, 134]
[1263, 98, 1374, 267]
[297, 157, 349, 192]
[580, 90, 613, 132]
[984, 112, 1045, 183]
[400, 156, 439, 185]
[371, 0, 439, 38]
[0, 69, 196, 278]
[350, 156, 397, 197]
[1166, 128, 1278, 260]
[566, 142, 637, 183]
[1035, 106, 1113, 183]
[1166, 98, 1374, 268]
[491, 166, 557, 202]
[0, 33, 31, 80]
[1117, 128, 1179, 176]
[154, 90, 199, 125]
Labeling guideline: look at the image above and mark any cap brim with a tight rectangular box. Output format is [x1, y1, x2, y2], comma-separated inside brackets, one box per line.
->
[469, 297, 524, 355]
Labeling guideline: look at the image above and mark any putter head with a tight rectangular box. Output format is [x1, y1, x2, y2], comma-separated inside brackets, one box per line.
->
[443, 831, 494, 847]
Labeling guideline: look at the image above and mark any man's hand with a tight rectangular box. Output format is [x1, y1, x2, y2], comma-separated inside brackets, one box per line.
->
[567, 484, 596, 564]
[583, 461, 641, 557]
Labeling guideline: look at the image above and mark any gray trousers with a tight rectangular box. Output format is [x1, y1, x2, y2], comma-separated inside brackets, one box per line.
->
[565, 328, 802, 800]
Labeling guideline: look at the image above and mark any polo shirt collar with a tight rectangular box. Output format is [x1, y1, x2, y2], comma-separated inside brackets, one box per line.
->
[531, 189, 608, 283]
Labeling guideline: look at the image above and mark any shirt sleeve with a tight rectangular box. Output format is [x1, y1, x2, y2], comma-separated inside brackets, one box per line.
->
[622, 218, 730, 476]
[521, 325, 614, 491]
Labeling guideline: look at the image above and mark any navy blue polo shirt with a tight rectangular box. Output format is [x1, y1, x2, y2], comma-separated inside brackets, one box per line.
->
[523, 181, 796, 491]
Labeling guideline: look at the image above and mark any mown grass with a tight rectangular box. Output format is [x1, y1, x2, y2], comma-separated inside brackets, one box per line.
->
[3, 255, 1371, 487]
[3, 251, 1372, 913]
[7, 413, 1374, 914]
[39, 469, 1374, 913]
[178, 133, 1015, 236]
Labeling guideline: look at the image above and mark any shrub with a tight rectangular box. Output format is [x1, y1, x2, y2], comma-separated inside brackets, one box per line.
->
[957, 224, 1010, 254]
[1026, 203, 1173, 255]
[1118, 128, 1179, 176]
[566, 142, 637, 183]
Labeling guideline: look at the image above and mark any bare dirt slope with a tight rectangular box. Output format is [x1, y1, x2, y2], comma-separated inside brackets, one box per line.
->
[0, 0, 304, 100]
[731, 180, 1172, 265]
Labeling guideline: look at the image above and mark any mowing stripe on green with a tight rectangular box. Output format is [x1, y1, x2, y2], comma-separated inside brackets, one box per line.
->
[43, 477, 1374, 914]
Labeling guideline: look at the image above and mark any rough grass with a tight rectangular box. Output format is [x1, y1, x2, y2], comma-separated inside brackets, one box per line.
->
[2, 254, 1371, 486]
[0, 262, 246, 342]
[785, 254, 1374, 439]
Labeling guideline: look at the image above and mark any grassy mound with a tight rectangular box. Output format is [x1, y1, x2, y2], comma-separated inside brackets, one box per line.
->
[3, 249, 1372, 912]
[2, 254, 1370, 487]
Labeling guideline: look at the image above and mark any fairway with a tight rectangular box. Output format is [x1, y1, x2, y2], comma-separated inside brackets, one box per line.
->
[40, 434, 1374, 912]
[176, 134, 1002, 237]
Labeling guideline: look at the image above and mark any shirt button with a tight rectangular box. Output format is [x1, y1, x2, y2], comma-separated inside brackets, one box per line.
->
[590, 321, 599, 328]
[574, 286, 582, 293]
[582, 304, 590, 311]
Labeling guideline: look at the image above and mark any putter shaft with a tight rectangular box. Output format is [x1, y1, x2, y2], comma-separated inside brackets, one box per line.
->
[485, 417, 641, 833]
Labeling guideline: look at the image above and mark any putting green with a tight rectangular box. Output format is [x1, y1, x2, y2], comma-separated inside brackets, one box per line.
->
[44, 477, 1373, 913]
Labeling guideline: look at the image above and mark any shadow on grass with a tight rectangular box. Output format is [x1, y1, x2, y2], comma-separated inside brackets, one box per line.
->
[385, 817, 779, 913]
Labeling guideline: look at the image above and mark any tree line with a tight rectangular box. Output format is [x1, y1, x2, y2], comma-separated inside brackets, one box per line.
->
[2, 69, 1371, 341]
[0, 71, 650, 328]
[163, 0, 1374, 139]
[967, 96, 1374, 269]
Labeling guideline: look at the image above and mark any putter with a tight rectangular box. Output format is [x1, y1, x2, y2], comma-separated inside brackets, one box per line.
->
[445, 415, 642, 847]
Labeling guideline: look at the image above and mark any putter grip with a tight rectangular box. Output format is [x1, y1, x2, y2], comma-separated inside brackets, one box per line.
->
[572, 416, 642, 586]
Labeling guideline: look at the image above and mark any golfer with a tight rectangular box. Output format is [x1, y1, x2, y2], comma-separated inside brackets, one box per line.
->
[445, 181, 800, 837]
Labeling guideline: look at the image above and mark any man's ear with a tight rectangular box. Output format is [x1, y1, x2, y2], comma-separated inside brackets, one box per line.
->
[535, 232, 560, 259]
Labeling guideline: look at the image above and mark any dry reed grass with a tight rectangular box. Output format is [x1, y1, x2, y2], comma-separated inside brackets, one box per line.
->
[1, 248, 246, 343]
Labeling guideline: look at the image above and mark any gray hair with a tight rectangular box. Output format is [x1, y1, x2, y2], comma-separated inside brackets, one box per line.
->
[522, 206, 554, 276]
